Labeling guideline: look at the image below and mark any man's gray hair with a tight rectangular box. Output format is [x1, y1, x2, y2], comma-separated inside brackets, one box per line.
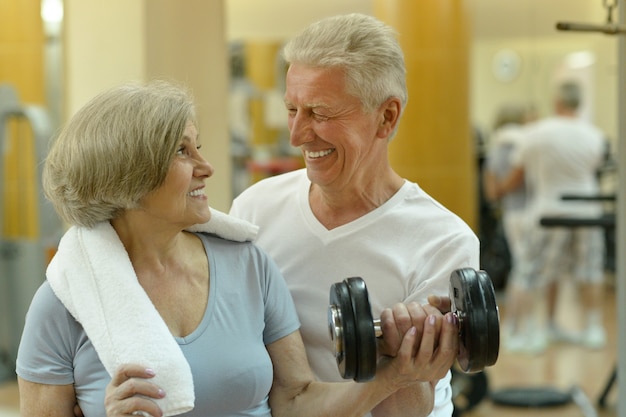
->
[556, 80, 582, 110]
[282, 13, 407, 114]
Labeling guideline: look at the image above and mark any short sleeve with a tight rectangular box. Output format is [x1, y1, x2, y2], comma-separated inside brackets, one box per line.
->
[16, 282, 77, 385]
[259, 251, 300, 345]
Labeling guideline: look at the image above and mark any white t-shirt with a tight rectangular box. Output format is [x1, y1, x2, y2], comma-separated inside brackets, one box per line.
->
[231, 169, 479, 417]
[511, 116, 605, 222]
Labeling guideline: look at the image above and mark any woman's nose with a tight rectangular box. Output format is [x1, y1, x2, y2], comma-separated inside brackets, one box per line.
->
[195, 154, 214, 178]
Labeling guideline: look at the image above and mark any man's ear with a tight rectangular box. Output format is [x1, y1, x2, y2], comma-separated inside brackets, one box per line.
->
[376, 97, 402, 139]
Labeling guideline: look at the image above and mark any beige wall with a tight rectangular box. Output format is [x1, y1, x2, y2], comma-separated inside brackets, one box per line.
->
[144, 0, 231, 211]
[466, 1, 617, 145]
[471, 36, 618, 147]
[225, 0, 372, 42]
[63, 0, 231, 210]
[63, 0, 145, 117]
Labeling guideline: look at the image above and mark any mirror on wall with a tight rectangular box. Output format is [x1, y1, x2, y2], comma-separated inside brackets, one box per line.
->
[226, 1, 620, 413]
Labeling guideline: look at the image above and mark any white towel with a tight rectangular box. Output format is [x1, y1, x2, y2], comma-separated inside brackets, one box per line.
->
[46, 208, 258, 416]
[188, 207, 259, 241]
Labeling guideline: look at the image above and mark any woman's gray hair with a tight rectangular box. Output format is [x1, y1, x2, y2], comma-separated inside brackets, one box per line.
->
[282, 13, 407, 114]
[43, 80, 196, 228]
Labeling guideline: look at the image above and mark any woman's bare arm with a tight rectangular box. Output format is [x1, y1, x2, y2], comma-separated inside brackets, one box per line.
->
[18, 377, 78, 417]
[268, 309, 457, 417]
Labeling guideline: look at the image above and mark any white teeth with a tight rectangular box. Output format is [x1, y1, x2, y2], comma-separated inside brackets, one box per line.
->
[306, 149, 334, 159]
[188, 189, 204, 197]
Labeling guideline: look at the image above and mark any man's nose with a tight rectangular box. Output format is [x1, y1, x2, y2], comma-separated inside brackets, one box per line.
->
[289, 112, 312, 147]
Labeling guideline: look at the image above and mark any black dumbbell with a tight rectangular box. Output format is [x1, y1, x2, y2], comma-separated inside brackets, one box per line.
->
[328, 267, 500, 382]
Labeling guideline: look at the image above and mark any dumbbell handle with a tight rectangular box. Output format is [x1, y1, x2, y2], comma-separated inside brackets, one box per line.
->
[330, 308, 462, 347]
[371, 315, 464, 339]
[373, 319, 381, 338]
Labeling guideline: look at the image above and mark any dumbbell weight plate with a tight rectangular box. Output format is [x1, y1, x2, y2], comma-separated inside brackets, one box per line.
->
[328, 277, 377, 381]
[347, 277, 377, 381]
[329, 279, 357, 380]
[451, 268, 500, 373]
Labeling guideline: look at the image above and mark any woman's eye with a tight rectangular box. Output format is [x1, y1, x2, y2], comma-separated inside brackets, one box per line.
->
[176, 144, 201, 156]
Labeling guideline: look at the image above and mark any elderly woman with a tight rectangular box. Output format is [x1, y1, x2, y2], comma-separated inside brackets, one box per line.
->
[16, 80, 458, 417]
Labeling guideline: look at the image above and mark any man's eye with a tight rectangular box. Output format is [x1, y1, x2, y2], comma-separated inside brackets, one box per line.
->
[313, 113, 329, 121]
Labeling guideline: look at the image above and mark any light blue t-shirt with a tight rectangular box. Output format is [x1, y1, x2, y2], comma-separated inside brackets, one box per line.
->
[16, 233, 301, 417]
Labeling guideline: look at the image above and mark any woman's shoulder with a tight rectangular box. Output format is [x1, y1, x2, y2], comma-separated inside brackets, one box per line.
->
[29, 280, 71, 317]
[194, 232, 272, 264]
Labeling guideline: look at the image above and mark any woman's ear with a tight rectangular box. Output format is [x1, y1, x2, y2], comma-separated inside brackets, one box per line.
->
[376, 97, 401, 139]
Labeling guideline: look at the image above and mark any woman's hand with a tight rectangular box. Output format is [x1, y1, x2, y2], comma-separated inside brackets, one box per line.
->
[104, 364, 166, 417]
[377, 301, 452, 356]
[426, 294, 452, 314]
[376, 303, 458, 386]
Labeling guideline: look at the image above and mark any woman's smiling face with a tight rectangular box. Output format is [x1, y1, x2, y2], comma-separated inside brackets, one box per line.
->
[139, 120, 213, 228]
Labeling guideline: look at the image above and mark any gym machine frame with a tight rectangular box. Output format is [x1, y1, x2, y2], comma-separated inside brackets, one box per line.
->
[0, 84, 62, 382]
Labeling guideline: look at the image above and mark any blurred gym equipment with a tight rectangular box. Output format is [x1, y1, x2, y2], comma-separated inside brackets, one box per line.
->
[0, 84, 62, 382]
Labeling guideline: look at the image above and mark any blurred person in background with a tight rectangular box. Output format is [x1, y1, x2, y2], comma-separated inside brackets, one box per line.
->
[496, 80, 607, 352]
[483, 102, 536, 352]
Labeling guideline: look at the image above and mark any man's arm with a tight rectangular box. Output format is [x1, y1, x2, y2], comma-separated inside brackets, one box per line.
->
[496, 166, 524, 199]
